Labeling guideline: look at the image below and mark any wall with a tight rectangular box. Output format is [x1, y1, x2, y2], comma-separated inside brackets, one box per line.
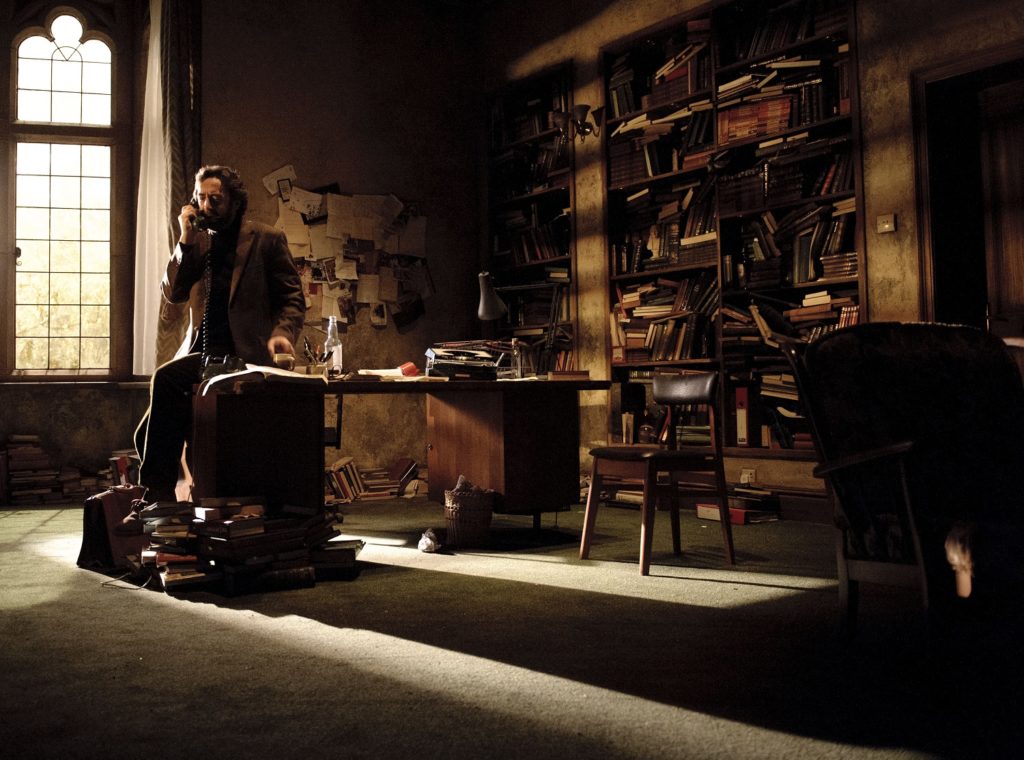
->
[199, 1, 483, 471]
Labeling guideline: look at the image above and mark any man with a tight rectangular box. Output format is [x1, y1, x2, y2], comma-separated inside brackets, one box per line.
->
[134, 165, 306, 502]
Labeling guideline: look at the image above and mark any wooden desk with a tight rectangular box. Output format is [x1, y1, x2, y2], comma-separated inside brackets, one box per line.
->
[192, 377, 608, 523]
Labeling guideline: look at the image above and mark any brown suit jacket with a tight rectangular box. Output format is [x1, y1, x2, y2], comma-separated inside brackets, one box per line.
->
[160, 220, 305, 364]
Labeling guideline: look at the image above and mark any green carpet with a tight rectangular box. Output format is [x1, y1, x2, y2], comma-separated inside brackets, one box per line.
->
[0, 498, 1016, 759]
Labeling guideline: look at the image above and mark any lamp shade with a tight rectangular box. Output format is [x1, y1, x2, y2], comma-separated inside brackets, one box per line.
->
[477, 271, 508, 320]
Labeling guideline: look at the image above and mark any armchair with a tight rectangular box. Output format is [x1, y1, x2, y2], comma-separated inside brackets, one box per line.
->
[782, 323, 1024, 635]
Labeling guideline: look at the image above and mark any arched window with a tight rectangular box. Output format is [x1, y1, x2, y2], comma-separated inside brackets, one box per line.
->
[5, 5, 132, 377]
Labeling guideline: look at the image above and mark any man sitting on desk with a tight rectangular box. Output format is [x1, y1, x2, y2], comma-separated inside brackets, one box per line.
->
[134, 165, 306, 502]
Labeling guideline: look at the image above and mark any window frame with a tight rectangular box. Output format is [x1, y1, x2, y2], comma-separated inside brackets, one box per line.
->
[1, 2, 137, 381]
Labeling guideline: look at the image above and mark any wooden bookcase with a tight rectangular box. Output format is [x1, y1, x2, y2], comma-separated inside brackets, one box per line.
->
[485, 64, 577, 374]
[601, 0, 863, 456]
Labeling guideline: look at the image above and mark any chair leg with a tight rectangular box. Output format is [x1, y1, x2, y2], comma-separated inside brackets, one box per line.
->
[714, 472, 735, 565]
[579, 466, 602, 561]
[669, 494, 682, 556]
[639, 466, 657, 575]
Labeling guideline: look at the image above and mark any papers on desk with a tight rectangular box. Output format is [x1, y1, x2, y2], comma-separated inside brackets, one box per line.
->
[199, 363, 327, 396]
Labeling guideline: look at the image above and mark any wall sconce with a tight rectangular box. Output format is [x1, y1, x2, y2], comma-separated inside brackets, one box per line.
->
[477, 271, 508, 321]
[551, 104, 604, 143]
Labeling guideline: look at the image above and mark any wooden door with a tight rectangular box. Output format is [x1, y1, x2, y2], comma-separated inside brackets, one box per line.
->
[979, 78, 1024, 337]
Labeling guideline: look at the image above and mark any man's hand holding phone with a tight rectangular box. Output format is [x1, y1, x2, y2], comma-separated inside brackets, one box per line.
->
[178, 199, 208, 245]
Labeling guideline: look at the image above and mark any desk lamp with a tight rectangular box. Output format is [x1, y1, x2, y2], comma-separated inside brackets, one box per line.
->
[477, 271, 507, 320]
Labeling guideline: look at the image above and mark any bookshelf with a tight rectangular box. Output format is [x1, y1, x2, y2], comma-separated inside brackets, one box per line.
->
[485, 65, 577, 374]
[601, 0, 863, 455]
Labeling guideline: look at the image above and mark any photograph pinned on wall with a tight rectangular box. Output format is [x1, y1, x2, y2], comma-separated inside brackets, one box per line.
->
[299, 182, 341, 224]
[262, 164, 297, 195]
[333, 280, 357, 325]
[277, 178, 292, 202]
[317, 256, 339, 284]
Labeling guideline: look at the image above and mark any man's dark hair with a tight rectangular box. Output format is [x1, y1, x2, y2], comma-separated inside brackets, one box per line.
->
[195, 164, 248, 217]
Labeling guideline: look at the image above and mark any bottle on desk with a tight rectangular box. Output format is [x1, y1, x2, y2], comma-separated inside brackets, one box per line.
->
[325, 315, 343, 379]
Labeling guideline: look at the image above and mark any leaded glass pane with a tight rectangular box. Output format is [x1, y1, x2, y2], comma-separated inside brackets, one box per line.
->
[81, 306, 109, 336]
[81, 242, 108, 273]
[16, 240, 49, 271]
[18, 58, 50, 88]
[51, 304, 80, 335]
[16, 272, 48, 303]
[51, 176, 80, 207]
[51, 208, 81, 240]
[50, 273, 80, 305]
[82, 146, 109, 176]
[51, 92, 82, 123]
[81, 338, 109, 369]
[51, 144, 81, 174]
[81, 273, 109, 305]
[16, 208, 49, 239]
[17, 175, 49, 206]
[18, 90, 50, 121]
[82, 94, 111, 125]
[79, 39, 111, 63]
[51, 241, 80, 272]
[82, 210, 109, 241]
[16, 305, 48, 336]
[16, 338, 48, 369]
[17, 143, 50, 172]
[82, 62, 110, 93]
[81, 178, 109, 208]
[52, 58, 82, 91]
[50, 338, 80, 369]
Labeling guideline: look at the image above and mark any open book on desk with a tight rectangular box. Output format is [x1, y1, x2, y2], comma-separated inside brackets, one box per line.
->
[199, 363, 328, 396]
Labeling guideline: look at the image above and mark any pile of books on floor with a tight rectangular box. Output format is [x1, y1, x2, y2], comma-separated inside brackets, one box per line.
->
[133, 497, 363, 594]
[696, 485, 781, 524]
[325, 456, 420, 504]
[3, 434, 71, 506]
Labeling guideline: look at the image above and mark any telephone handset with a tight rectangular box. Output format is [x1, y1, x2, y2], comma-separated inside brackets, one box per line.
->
[188, 198, 211, 230]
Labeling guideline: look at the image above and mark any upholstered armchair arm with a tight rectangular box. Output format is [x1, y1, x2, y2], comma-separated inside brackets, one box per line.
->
[813, 440, 915, 479]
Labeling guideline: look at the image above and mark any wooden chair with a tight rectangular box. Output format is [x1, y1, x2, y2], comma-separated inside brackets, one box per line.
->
[782, 323, 1024, 636]
[579, 371, 735, 575]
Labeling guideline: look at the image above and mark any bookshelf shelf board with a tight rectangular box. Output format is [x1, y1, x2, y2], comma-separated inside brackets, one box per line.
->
[716, 30, 849, 75]
[500, 254, 571, 272]
[604, 89, 715, 129]
[718, 115, 852, 151]
[718, 191, 857, 221]
[609, 162, 711, 194]
[492, 127, 566, 154]
[493, 180, 570, 209]
[612, 262, 717, 283]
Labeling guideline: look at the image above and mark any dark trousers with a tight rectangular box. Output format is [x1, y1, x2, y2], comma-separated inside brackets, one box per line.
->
[134, 353, 202, 501]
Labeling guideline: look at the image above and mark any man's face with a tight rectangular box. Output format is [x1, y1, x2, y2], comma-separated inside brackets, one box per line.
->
[193, 177, 239, 231]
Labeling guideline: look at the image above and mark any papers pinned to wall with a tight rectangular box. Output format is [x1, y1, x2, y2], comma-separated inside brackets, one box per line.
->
[269, 165, 432, 333]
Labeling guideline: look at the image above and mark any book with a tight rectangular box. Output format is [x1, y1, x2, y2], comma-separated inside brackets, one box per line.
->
[696, 504, 779, 524]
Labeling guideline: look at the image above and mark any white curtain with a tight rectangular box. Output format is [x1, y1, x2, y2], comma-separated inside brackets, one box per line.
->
[132, 0, 168, 376]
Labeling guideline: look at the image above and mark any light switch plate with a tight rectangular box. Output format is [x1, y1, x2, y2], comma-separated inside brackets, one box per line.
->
[876, 213, 896, 233]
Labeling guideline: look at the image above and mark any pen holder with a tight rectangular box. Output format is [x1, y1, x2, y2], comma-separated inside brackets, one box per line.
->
[306, 363, 328, 376]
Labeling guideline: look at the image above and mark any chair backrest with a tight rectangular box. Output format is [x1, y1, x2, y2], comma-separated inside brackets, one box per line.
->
[652, 371, 719, 451]
[785, 323, 1024, 581]
[652, 371, 716, 406]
